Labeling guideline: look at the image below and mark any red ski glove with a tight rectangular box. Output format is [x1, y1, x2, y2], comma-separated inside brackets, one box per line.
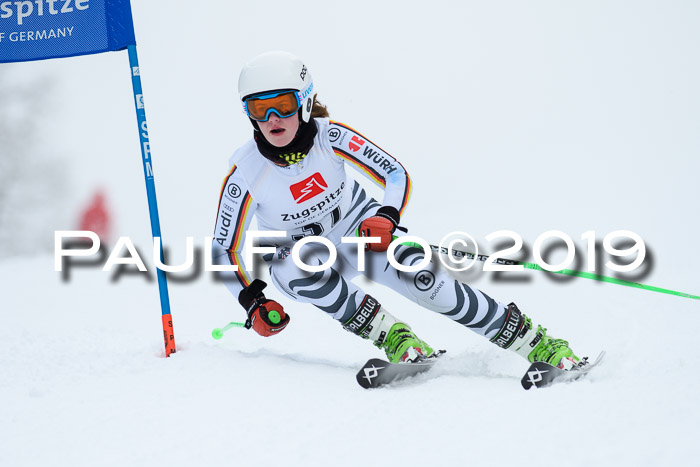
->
[238, 279, 290, 337]
[357, 206, 400, 252]
[248, 299, 288, 337]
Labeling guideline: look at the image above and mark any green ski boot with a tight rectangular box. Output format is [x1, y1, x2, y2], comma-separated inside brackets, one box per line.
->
[341, 295, 435, 363]
[492, 302, 581, 370]
[526, 324, 580, 370]
[377, 322, 435, 363]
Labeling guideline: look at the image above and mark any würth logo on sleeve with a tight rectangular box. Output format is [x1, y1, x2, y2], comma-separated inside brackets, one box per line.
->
[348, 135, 365, 152]
[290, 173, 328, 204]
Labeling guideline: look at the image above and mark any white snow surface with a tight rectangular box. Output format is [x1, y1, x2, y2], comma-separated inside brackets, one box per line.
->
[2, 1, 700, 466]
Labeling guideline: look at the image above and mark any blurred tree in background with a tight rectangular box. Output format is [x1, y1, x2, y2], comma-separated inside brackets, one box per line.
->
[0, 67, 69, 259]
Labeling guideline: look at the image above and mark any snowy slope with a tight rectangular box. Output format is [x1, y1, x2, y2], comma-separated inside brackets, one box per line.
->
[2, 1, 700, 466]
[2, 253, 699, 467]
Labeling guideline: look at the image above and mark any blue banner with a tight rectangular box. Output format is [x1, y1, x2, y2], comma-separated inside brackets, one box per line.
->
[0, 0, 135, 63]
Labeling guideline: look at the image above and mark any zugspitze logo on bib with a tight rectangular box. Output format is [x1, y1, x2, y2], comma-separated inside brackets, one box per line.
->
[290, 173, 328, 204]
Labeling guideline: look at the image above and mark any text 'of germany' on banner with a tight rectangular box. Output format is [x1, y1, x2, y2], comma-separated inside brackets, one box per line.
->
[0, 0, 135, 63]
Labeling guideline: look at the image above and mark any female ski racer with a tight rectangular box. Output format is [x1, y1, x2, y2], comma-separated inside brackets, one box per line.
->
[212, 51, 581, 369]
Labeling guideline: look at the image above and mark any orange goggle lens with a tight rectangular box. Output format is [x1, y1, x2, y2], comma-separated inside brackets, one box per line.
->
[244, 91, 300, 122]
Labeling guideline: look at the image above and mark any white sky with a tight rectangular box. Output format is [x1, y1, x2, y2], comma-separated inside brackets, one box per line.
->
[2, 0, 699, 294]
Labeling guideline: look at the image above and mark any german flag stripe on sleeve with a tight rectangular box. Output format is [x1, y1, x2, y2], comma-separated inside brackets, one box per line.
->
[399, 174, 411, 216]
[212, 164, 238, 232]
[333, 148, 386, 187]
[219, 165, 238, 198]
[229, 192, 253, 252]
[330, 121, 412, 215]
[227, 192, 253, 288]
[230, 251, 251, 288]
[330, 121, 396, 158]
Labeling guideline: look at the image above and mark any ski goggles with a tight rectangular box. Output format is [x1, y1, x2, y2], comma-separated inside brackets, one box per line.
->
[243, 90, 302, 122]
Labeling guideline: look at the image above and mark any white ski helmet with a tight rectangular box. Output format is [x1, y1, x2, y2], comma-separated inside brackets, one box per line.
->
[238, 51, 316, 123]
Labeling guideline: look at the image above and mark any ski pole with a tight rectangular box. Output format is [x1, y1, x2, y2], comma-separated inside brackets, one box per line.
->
[395, 239, 699, 301]
[211, 321, 247, 339]
[211, 312, 282, 339]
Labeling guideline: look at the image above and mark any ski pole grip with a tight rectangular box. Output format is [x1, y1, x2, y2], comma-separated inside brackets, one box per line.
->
[268, 310, 281, 324]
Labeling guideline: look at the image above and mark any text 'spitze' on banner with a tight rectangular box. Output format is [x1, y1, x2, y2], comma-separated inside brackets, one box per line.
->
[0, 0, 134, 63]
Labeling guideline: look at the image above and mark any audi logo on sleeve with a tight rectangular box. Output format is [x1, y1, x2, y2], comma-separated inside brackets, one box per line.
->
[289, 173, 328, 204]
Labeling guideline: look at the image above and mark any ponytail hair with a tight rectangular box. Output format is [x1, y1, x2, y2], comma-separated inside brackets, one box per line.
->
[310, 96, 330, 118]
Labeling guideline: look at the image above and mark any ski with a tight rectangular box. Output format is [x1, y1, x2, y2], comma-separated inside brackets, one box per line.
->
[356, 355, 443, 389]
[521, 351, 606, 390]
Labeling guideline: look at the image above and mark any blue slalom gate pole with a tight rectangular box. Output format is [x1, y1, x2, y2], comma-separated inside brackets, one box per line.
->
[127, 44, 176, 357]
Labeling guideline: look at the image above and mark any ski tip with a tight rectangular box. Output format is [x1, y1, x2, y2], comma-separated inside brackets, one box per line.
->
[520, 361, 559, 390]
[594, 350, 606, 365]
[356, 359, 389, 389]
[520, 350, 607, 390]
